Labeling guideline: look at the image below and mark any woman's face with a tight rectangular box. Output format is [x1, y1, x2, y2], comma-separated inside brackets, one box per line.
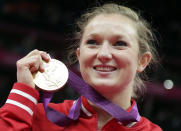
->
[76, 14, 149, 95]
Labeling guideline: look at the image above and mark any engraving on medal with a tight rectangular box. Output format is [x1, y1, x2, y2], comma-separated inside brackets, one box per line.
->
[33, 59, 69, 92]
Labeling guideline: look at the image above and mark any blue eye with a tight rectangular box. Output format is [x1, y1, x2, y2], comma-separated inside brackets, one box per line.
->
[115, 41, 127, 46]
[87, 40, 97, 45]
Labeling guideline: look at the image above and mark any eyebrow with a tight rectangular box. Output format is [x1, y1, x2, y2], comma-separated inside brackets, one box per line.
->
[85, 33, 130, 42]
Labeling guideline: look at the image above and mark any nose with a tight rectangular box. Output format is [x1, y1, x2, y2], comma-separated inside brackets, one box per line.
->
[97, 42, 112, 63]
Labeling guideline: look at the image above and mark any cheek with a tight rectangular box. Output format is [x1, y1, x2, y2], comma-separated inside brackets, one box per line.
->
[116, 52, 138, 68]
[79, 51, 91, 67]
[78, 56, 92, 85]
[79, 47, 96, 64]
[115, 51, 139, 80]
[78, 49, 94, 76]
[117, 54, 138, 86]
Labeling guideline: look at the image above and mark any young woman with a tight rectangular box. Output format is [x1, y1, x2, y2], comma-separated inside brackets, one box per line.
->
[0, 3, 162, 131]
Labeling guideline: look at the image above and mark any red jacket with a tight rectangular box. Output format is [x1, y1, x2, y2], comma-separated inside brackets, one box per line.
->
[0, 83, 162, 131]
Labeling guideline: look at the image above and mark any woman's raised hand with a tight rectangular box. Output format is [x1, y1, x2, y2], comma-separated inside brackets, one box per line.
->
[16, 49, 50, 88]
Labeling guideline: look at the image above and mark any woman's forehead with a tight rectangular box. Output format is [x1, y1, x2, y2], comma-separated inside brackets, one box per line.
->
[83, 14, 138, 41]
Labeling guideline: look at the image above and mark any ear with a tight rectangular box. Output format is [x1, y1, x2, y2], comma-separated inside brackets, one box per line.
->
[76, 48, 80, 61]
[137, 52, 152, 73]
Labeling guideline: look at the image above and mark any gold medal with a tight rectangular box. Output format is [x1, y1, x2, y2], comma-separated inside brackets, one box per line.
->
[33, 59, 69, 92]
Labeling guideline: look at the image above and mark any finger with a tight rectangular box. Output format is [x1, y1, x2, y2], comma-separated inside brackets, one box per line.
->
[39, 63, 45, 73]
[30, 66, 39, 73]
[25, 49, 40, 58]
[25, 55, 43, 73]
[39, 51, 50, 63]
[24, 49, 50, 63]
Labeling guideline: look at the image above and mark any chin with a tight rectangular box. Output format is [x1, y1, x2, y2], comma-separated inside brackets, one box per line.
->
[91, 82, 120, 94]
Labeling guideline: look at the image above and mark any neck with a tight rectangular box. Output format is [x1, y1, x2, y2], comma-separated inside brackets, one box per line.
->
[88, 85, 133, 129]
[89, 87, 132, 112]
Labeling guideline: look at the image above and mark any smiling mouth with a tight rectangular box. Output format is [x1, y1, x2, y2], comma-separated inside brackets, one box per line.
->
[93, 66, 117, 72]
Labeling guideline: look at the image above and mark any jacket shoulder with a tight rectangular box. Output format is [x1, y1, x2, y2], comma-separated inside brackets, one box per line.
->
[140, 117, 162, 131]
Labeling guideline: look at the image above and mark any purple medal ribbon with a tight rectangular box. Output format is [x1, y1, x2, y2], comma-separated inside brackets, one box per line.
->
[41, 92, 81, 126]
[41, 69, 140, 127]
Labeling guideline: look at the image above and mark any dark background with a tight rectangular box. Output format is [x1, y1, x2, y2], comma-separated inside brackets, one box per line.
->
[0, 0, 181, 130]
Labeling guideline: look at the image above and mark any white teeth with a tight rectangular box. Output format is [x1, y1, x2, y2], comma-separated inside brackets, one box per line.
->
[95, 66, 115, 71]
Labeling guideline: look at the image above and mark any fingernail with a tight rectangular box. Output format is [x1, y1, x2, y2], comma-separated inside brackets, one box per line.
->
[47, 53, 51, 59]
[41, 63, 45, 69]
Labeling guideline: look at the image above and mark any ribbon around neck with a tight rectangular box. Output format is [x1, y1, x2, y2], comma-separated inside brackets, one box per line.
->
[41, 69, 141, 127]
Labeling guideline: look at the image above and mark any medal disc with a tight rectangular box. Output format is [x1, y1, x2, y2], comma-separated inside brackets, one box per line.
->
[33, 59, 69, 92]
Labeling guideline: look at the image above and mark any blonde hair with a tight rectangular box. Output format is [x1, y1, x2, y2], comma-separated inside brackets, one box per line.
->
[68, 3, 159, 98]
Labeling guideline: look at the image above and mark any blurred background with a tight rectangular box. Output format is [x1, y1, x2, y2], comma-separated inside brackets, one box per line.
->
[0, 0, 181, 130]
